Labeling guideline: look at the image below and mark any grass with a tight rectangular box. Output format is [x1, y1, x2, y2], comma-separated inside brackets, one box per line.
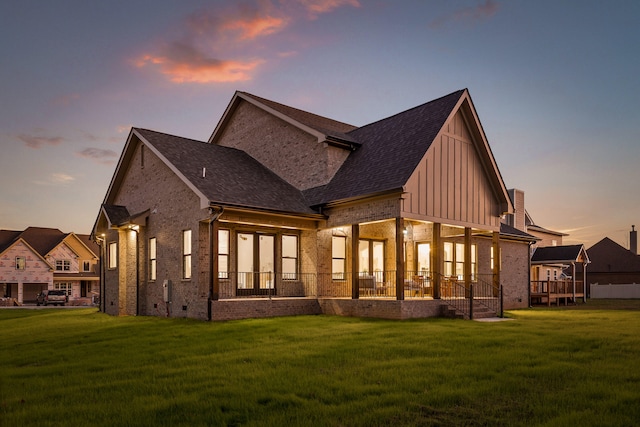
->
[1, 300, 640, 426]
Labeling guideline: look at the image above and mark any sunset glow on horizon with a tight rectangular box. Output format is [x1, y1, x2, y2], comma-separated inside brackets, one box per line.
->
[1, 1, 638, 250]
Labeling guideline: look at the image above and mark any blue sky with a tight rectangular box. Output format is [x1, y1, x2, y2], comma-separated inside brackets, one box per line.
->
[1, 0, 638, 249]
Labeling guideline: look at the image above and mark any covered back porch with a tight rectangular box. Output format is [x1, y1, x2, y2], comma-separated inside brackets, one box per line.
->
[210, 217, 503, 320]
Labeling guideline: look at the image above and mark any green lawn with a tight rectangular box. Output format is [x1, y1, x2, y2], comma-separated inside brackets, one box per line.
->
[1, 300, 639, 426]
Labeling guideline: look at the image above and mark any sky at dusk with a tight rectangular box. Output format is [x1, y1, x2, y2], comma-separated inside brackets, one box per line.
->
[1, 0, 638, 249]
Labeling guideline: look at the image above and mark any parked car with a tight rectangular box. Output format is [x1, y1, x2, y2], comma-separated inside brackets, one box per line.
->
[36, 290, 67, 306]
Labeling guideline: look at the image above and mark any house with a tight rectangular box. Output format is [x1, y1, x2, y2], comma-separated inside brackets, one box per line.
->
[92, 89, 536, 321]
[0, 227, 100, 305]
[582, 227, 640, 285]
[502, 189, 589, 305]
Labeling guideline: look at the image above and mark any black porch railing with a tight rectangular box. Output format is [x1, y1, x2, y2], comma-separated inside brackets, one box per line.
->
[216, 270, 502, 319]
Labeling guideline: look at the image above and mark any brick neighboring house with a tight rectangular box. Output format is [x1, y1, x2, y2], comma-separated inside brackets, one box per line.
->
[93, 89, 537, 321]
[0, 227, 100, 305]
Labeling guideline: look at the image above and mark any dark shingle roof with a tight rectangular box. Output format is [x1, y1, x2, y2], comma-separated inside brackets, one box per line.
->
[15, 227, 66, 256]
[306, 90, 465, 205]
[102, 205, 131, 227]
[0, 230, 21, 253]
[587, 237, 640, 273]
[136, 128, 317, 215]
[531, 245, 586, 264]
[240, 92, 358, 144]
[500, 223, 539, 241]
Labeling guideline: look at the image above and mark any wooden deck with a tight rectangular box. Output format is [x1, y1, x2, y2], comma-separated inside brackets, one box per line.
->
[530, 280, 585, 306]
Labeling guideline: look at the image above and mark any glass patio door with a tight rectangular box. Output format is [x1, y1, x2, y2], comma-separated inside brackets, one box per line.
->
[237, 233, 275, 295]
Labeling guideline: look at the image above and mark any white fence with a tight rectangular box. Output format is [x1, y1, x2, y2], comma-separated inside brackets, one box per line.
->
[590, 283, 640, 299]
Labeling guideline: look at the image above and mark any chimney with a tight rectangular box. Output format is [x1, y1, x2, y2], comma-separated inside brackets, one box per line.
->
[631, 225, 637, 255]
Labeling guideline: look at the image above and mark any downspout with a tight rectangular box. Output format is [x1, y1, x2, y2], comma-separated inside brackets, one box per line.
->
[131, 226, 140, 316]
[528, 241, 533, 307]
[95, 235, 106, 313]
[208, 205, 224, 321]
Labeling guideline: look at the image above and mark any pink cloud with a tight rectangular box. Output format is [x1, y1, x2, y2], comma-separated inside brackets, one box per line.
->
[76, 147, 119, 165]
[17, 134, 64, 149]
[429, 0, 500, 29]
[135, 42, 264, 84]
[134, 0, 359, 84]
[298, 0, 361, 18]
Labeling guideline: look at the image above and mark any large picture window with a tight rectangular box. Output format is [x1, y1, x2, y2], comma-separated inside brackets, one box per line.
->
[332, 235, 346, 280]
[282, 235, 298, 280]
[444, 242, 478, 280]
[218, 229, 229, 279]
[149, 237, 157, 281]
[182, 230, 192, 279]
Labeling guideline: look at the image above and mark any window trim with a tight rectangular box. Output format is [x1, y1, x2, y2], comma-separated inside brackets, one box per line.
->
[281, 234, 298, 280]
[56, 259, 71, 272]
[108, 242, 117, 269]
[149, 237, 157, 281]
[218, 229, 229, 279]
[182, 230, 192, 280]
[15, 256, 26, 270]
[332, 235, 347, 280]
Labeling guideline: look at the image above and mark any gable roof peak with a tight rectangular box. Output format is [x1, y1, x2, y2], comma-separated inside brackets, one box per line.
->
[209, 91, 359, 149]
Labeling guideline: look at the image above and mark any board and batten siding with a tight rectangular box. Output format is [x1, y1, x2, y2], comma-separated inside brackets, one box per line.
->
[402, 110, 502, 231]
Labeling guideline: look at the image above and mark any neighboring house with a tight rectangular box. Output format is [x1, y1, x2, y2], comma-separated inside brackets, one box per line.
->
[93, 89, 536, 321]
[0, 227, 100, 305]
[582, 227, 640, 285]
[503, 188, 589, 305]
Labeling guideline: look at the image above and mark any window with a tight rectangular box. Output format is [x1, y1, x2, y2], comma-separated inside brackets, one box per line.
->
[332, 235, 346, 280]
[82, 261, 91, 272]
[237, 233, 274, 291]
[15, 257, 26, 270]
[182, 230, 192, 279]
[455, 243, 464, 279]
[358, 239, 384, 275]
[56, 260, 71, 271]
[444, 242, 454, 276]
[108, 242, 117, 269]
[445, 242, 477, 280]
[218, 230, 229, 279]
[149, 237, 157, 281]
[282, 235, 298, 280]
[490, 246, 502, 271]
[54, 282, 72, 297]
[416, 243, 430, 274]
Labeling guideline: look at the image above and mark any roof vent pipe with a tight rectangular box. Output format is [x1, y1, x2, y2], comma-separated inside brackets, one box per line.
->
[631, 225, 637, 255]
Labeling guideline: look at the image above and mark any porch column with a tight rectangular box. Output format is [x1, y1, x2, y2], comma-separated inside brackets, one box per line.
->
[432, 223, 442, 299]
[583, 262, 587, 302]
[464, 227, 472, 297]
[492, 231, 500, 297]
[352, 224, 359, 299]
[572, 262, 576, 302]
[396, 217, 405, 301]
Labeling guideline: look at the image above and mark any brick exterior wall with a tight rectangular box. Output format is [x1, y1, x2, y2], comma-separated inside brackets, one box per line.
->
[106, 139, 211, 319]
[319, 299, 443, 320]
[215, 100, 350, 190]
[211, 298, 321, 321]
[497, 239, 530, 309]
